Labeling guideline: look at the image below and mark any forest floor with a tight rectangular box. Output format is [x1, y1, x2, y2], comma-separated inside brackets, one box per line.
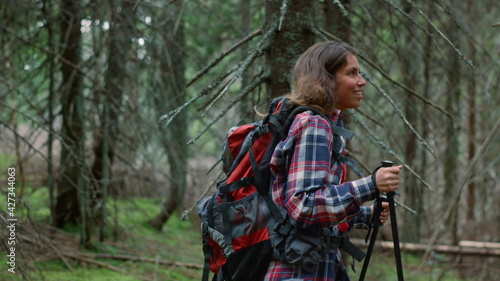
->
[0, 186, 497, 281]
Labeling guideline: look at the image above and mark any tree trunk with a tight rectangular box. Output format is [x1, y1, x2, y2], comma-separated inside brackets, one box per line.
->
[400, 2, 421, 243]
[42, 0, 57, 225]
[443, 4, 461, 244]
[148, 1, 187, 230]
[419, 7, 433, 241]
[465, 2, 477, 222]
[90, 0, 135, 241]
[53, 0, 85, 231]
[264, 0, 316, 99]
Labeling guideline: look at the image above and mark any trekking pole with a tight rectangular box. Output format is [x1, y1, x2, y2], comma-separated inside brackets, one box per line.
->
[359, 160, 404, 281]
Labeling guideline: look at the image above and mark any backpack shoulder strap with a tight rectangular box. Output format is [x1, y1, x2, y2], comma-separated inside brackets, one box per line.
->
[276, 101, 364, 177]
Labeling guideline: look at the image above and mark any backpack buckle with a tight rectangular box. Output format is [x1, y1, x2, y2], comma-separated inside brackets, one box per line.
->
[274, 220, 293, 236]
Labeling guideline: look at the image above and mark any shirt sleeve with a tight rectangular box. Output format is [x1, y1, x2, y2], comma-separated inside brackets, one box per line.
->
[349, 206, 372, 229]
[277, 113, 377, 229]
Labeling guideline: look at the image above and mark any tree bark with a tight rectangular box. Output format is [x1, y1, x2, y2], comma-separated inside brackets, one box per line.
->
[465, 1, 477, 222]
[54, 0, 85, 230]
[323, 0, 351, 43]
[443, 2, 461, 245]
[400, 2, 421, 243]
[264, 0, 316, 99]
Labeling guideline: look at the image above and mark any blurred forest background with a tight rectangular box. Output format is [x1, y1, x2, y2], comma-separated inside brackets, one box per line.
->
[1, 0, 499, 280]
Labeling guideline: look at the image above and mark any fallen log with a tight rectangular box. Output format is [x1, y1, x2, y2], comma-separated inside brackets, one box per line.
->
[76, 252, 204, 270]
[351, 238, 500, 257]
[64, 253, 151, 281]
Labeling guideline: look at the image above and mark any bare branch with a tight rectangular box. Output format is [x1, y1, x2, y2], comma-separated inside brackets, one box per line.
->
[404, 0, 475, 68]
[422, 117, 500, 264]
[316, 28, 452, 119]
[187, 71, 269, 145]
[354, 108, 383, 127]
[348, 110, 434, 192]
[358, 55, 451, 118]
[160, 27, 272, 129]
[186, 29, 262, 87]
[181, 170, 224, 221]
[434, 0, 475, 48]
[0, 121, 50, 163]
[333, 0, 349, 16]
[0, 25, 99, 84]
[363, 74, 439, 160]
[379, 0, 448, 62]
[195, 65, 240, 110]
[159, 66, 238, 128]
[346, 150, 417, 214]
[278, 0, 290, 31]
[194, 48, 261, 118]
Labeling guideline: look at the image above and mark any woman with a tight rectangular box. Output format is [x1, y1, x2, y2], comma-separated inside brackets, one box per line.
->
[265, 42, 402, 280]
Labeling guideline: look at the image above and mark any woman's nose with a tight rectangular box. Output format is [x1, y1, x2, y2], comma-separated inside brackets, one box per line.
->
[357, 77, 366, 87]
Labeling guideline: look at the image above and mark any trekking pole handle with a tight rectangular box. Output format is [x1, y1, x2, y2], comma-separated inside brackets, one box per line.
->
[381, 160, 394, 168]
[380, 160, 397, 198]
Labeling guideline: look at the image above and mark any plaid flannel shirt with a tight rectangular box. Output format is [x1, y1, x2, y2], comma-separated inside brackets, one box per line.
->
[264, 109, 377, 281]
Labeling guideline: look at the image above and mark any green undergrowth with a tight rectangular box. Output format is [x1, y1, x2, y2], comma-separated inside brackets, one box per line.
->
[0, 186, 204, 281]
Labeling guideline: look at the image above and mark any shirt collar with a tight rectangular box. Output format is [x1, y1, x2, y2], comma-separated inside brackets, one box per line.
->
[329, 109, 343, 124]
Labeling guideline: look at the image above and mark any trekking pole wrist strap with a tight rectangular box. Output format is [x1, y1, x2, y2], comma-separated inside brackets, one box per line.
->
[371, 170, 379, 188]
[371, 160, 394, 189]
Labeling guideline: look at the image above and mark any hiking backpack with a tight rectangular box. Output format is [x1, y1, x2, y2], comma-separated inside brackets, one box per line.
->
[197, 97, 364, 281]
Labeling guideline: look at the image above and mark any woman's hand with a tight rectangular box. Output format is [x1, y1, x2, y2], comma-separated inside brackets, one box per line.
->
[375, 166, 402, 193]
[370, 202, 390, 224]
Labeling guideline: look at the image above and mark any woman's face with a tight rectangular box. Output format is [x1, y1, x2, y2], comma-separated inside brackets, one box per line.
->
[334, 54, 366, 111]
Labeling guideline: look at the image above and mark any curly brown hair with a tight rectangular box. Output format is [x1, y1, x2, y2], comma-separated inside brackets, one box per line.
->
[286, 41, 358, 114]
